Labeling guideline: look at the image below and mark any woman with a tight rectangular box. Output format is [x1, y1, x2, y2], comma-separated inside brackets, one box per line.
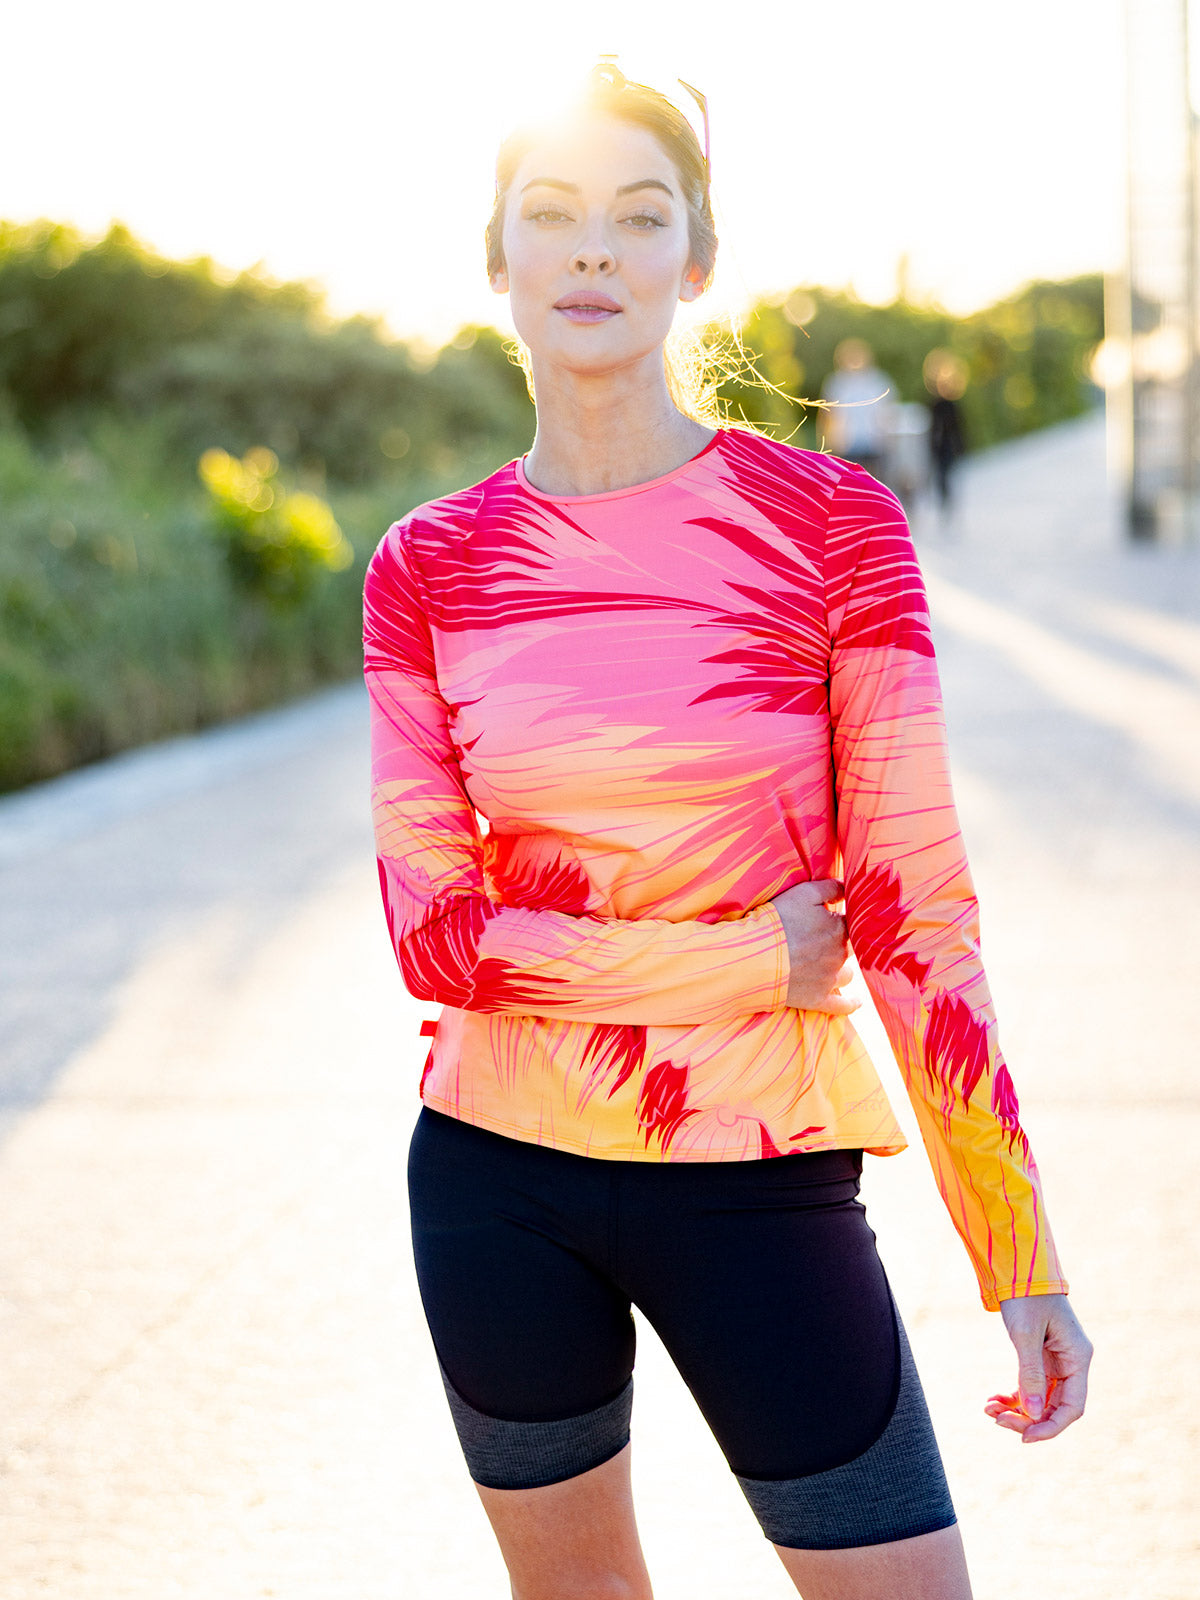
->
[363, 64, 1092, 1600]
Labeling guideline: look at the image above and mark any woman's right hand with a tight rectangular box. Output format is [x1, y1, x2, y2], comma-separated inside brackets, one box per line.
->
[770, 879, 859, 1015]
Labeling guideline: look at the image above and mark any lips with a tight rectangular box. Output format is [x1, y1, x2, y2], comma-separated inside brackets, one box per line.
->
[555, 291, 622, 311]
[554, 290, 622, 323]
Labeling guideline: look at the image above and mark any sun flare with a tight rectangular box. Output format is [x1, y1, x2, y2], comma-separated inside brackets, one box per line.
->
[2, 1, 1121, 345]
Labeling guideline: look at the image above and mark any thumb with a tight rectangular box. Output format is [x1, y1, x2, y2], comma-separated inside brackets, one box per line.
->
[1014, 1332, 1047, 1421]
[814, 992, 861, 1016]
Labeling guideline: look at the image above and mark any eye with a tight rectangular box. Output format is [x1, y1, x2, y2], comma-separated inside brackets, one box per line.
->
[526, 205, 572, 224]
[623, 210, 667, 230]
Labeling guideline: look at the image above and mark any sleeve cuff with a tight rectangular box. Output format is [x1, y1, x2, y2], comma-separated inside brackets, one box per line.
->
[746, 899, 791, 1013]
[980, 1279, 1071, 1313]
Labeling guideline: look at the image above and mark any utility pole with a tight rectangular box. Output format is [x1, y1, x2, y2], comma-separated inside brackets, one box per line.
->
[1120, 0, 1198, 542]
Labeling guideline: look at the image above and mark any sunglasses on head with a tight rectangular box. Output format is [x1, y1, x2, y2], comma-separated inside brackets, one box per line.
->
[592, 57, 712, 186]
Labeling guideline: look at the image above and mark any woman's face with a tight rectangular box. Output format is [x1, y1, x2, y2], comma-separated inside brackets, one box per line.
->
[492, 113, 706, 379]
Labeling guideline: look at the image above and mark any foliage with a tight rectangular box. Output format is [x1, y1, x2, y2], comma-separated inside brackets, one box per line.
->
[0, 416, 470, 794]
[198, 446, 352, 603]
[718, 277, 1104, 450]
[0, 220, 535, 485]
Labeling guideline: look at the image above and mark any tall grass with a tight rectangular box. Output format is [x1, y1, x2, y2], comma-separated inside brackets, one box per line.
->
[0, 416, 504, 793]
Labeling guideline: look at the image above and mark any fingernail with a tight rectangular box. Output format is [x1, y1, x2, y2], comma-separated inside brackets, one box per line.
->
[1026, 1396, 1043, 1420]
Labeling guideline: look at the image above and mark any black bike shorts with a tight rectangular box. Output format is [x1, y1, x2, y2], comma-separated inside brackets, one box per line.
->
[407, 1106, 956, 1550]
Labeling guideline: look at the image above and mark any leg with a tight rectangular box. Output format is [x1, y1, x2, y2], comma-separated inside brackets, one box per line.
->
[935, 455, 953, 510]
[407, 1110, 646, 1598]
[476, 1443, 653, 1600]
[616, 1149, 967, 1597]
[775, 1523, 971, 1600]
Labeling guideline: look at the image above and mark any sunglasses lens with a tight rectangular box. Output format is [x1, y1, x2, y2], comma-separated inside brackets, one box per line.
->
[676, 78, 711, 183]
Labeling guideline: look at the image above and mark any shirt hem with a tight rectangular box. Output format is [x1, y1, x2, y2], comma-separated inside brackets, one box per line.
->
[418, 1094, 908, 1164]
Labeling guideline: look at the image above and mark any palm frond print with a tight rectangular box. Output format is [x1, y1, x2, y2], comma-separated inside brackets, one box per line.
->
[365, 427, 1067, 1311]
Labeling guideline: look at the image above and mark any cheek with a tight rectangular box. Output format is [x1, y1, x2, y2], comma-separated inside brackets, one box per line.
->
[499, 226, 547, 290]
[628, 234, 693, 293]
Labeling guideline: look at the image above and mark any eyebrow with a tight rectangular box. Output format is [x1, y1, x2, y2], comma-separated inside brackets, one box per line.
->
[519, 177, 676, 199]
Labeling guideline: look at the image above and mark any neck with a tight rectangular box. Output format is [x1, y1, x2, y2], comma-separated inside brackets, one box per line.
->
[522, 352, 717, 496]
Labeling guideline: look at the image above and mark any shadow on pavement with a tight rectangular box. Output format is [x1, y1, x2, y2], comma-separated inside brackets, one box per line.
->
[0, 686, 373, 1142]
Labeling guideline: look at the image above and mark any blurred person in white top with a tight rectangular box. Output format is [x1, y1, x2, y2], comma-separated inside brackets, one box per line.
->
[821, 337, 894, 480]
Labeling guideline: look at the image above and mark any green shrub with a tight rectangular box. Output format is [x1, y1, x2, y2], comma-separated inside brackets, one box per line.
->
[198, 445, 352, 602]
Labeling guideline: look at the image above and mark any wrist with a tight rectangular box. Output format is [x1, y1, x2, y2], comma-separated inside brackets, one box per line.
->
[999, 1291, 1070, 1329]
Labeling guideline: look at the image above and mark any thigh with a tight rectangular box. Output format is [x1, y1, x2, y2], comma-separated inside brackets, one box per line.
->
[407, 1109, 637, 1486]
[619, 1148, 896, 1479]
[617, 1149, 957, 1552]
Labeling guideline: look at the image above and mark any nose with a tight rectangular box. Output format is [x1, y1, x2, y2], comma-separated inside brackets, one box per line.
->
[571, 218, 614, 274]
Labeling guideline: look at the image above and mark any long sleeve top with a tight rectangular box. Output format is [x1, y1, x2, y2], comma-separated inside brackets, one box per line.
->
[363, 425, 1068, 1311]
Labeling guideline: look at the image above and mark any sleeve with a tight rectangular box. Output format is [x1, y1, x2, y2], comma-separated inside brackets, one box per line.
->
[825, 467, 1069, 1310]
[363, 520, 791, 1028]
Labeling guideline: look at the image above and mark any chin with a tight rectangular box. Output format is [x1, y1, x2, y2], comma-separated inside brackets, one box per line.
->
[536, 329, 669, 379]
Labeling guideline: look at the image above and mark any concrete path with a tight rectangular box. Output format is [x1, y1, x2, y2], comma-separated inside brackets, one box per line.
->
[0, 413, 1196, 1599]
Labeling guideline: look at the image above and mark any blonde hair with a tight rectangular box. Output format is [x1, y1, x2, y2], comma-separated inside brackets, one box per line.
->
[487, 62, 772, 429]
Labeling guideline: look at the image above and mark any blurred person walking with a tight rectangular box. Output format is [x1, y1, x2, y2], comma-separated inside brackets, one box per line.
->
[363, 61, 1091, 1600]
[820, 337, 895, 480]
[925, 349, 969, 531]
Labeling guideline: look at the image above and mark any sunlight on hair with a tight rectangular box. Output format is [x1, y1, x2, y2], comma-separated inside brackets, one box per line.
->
[495, 53, 711, 179]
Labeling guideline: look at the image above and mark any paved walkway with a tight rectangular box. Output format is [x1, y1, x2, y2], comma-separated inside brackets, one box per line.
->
[0, 413, 1197, 1599]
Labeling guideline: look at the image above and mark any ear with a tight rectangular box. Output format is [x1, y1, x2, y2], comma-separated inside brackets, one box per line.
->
[679, 261, 707, 303]
[490, 266, 509, 295]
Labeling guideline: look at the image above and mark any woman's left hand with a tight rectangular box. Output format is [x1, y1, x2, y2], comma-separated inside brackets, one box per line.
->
[987, 1293, 1093, 1443]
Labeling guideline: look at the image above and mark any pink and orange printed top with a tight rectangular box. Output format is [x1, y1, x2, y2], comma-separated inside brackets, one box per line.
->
[363, 425, 1067, 1310]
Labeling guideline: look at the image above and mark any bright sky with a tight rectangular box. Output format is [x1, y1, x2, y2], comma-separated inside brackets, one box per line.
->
[4, 0, 1125, 348]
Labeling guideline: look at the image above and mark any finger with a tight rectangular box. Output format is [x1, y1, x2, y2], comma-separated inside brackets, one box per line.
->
[1012, 1332, 1049, 1421]
[801, 878, 843, 904]
[983, 1394, 1018, 1416]
[991, 1409, 1032, 1435]
[1027, 1365, 1087, 1438]
[987, 1393, 1034, 1425]
[1020, 1396, 1086, 1442]
[833, 960, 855, 987]
[984, 1405, 1027, 1425]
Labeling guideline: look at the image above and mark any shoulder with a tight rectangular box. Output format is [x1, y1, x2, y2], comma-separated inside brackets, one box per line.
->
[714, 425, 846, 508]
[367, 459, 518, 580]
[825, 457, 907, 524]
[718, 425, 836, 480]
[716, 427, 903, 521]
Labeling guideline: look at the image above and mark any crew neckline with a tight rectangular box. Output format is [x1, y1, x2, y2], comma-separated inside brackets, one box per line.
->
[514, 428, 726, 504]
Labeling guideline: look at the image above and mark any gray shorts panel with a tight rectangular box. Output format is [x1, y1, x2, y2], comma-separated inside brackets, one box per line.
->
[439, 1362, 634, 1491]
[736, 1317, 956, 1550]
